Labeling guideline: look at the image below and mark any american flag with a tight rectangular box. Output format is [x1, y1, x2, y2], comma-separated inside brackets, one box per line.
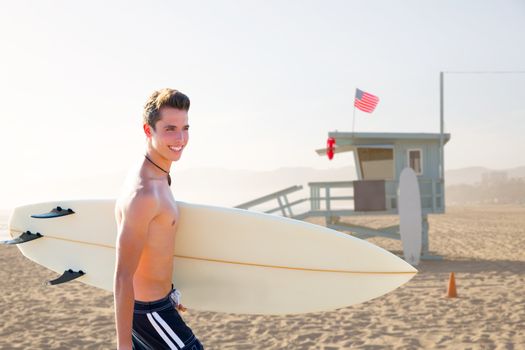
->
[354, 88, 379, 113]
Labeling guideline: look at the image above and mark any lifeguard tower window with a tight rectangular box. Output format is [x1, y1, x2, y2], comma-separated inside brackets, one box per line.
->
[357, 147, 394, 180]
[408, 149, 423, 175]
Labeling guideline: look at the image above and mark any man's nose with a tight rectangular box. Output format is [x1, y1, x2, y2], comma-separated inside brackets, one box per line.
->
[173, 130, 185, 141]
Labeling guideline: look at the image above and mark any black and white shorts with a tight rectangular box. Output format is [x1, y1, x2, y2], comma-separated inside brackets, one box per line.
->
[132, 288, 204, 350]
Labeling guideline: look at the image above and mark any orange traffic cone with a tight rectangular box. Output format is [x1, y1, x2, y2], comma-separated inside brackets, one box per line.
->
[447, 272, 457, 298]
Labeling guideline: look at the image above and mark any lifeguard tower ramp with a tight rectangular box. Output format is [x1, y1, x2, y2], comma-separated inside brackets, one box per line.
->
[236, 132, 451, 262]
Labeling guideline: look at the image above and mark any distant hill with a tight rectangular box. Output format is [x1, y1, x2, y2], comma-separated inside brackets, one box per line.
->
[446, 179, 525, 205]
[509, 166, 525, 179]
[445, 166, 525, 205]
[445, 167, 490, 185]
[446, 166, 525, 185]
[174, 165, 525, 208]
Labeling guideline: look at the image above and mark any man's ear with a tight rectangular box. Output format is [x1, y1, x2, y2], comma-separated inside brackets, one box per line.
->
[143, 123, 152, 138]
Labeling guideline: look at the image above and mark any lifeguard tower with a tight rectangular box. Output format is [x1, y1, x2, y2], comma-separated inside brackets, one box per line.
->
[236, 131, 451, 262]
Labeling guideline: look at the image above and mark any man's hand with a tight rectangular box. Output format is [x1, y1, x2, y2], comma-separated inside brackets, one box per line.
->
[176, 303, 187, 313]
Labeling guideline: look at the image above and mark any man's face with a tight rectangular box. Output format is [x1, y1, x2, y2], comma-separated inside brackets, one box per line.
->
[146, 107, 189, 162]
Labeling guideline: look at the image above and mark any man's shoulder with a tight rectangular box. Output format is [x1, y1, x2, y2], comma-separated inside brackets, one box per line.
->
[117, 182, 160, 214]
[134, 185, 159, 200]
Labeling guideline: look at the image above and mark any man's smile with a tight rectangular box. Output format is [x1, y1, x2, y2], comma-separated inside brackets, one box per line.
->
[169, 145, 184, 152]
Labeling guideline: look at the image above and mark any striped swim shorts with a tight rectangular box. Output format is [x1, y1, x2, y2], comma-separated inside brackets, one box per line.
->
[132, 288, 204, 350]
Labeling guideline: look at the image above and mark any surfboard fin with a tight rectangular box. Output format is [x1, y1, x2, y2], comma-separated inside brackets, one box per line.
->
[46, 269, 85, 285]
[31, 206, 75, 219]
[1, 231, 43, 245]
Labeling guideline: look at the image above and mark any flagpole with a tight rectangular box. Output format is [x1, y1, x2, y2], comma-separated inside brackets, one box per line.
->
[439, 72, 444, 181]
[352, 88, 357, 135]
[440, 71, 445, 211]
[351, 104, 356, 135]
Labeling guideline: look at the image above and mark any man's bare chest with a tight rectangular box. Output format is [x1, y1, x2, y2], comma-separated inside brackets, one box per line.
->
[150, 198, 179, 230]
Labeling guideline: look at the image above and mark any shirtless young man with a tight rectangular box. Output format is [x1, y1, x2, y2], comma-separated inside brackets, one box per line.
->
[114, 88, 204, 350]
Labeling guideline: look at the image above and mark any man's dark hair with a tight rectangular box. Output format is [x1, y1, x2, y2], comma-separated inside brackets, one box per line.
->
[143, 88, 190, 130]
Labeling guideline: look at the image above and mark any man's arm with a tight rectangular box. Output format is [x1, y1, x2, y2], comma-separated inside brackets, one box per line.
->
[114, 192, 158, 350]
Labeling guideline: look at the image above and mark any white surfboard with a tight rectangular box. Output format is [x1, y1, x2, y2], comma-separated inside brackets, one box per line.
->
[398, 167, 422, 266]
[5, 199, 416, 315]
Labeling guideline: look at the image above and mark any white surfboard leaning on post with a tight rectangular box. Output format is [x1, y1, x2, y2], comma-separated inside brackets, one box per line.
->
[5, 199, 417, 314]
[398, 167, 423, 266]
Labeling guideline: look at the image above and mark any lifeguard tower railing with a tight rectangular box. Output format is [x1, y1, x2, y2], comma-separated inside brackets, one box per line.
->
[235, 178, 444, 220]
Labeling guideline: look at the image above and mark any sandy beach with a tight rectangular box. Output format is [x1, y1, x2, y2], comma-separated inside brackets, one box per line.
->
[1, 205, 524, 349]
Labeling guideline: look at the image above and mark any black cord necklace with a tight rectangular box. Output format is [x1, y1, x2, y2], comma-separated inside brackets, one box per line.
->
[144, 154, 171, 186]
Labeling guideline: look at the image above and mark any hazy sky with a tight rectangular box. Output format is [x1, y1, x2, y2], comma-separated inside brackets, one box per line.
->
[1, 0, 524, 209]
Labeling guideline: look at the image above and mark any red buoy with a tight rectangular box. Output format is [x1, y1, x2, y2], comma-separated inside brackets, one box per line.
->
[327, 137, 335, 160]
